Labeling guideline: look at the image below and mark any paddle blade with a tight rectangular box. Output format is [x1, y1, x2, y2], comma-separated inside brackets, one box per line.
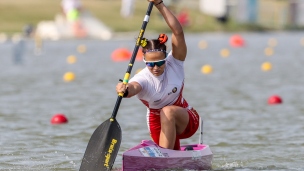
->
[80, 119, 121, 171]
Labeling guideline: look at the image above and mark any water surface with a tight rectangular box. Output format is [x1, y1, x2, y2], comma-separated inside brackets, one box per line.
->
[0, 32, 304, 171]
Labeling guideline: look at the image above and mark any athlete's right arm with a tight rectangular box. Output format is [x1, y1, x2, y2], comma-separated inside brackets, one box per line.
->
[126, 82, 142, 98]
[116, 82, 142, 98]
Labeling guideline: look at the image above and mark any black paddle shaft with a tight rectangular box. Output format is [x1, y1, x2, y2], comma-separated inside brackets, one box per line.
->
[112, 2, 154, 120]
[80, 2, 154, 171]
[80, 119, 121, 171]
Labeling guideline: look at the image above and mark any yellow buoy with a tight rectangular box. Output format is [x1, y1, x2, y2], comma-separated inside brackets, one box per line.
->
[198, 40, 208, 49]
[201, 65, 213, 74]
[261, 62, 272, 71]
[264, 47, 274, 56]
[67, 55, 77, 64]
[63, 72, 76, 82]
[77, 44, 87, 53]
[268, 38, 277, 47]
[220, 48, 230, 58]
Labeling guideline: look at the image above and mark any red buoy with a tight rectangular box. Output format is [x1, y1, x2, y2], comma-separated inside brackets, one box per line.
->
[111, 48, 132, 62]
[51, 113, 68, 124]
[268, 95, 282, 105]
[229, 34, 245, 47]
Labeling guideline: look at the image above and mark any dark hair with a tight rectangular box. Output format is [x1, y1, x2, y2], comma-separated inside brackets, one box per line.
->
[142, 39, 166, 54]
[140, 34, 168, 54]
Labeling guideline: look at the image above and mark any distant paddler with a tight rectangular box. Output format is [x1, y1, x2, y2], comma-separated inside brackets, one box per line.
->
[61, 0, 87, 38]
[61, 0, 82, 22]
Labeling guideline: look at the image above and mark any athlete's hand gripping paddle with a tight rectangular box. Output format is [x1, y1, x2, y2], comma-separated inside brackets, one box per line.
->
[79, 2, 154, 171]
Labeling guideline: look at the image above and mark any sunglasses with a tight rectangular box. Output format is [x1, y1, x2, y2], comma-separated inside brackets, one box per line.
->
[143, 59, 166, 67]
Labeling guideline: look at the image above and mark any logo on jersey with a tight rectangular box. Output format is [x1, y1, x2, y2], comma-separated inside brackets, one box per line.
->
[154, 99, 161, 103]
[168, 87, 178, 95]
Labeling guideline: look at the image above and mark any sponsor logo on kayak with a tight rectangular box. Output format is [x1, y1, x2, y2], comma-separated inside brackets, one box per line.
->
[104, 138, 118, 168]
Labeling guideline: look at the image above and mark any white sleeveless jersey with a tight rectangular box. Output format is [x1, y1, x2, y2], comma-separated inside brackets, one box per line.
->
[129, 52, 185, 109]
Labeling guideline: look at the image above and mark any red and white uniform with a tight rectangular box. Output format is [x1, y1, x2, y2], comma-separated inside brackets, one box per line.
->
[129, 51, 200, 150]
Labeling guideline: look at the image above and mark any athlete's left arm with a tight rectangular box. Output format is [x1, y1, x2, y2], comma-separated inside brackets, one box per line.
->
[155, 1, 187, 61]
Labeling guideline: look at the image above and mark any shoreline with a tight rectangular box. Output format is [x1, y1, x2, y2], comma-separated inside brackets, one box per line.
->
[2, 0, 300, 37]
[2, 30, 304, 44]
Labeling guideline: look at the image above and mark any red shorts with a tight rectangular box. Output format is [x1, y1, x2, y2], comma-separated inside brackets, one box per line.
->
[148, 107, 200, 150]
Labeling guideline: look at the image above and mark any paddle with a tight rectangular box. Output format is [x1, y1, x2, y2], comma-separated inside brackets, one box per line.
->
[79, 2, 154, 171]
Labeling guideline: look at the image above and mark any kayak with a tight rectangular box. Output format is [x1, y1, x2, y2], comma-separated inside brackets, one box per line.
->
[122, 140, 213, 170]
[122, 118, 213, 170]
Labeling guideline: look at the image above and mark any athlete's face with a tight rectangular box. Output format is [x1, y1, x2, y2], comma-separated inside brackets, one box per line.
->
[144, 52, 166, 76]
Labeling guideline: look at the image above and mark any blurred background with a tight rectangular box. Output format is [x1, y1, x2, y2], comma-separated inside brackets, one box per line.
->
[1, 0, 304, 171]
[1, 0, 304, 40]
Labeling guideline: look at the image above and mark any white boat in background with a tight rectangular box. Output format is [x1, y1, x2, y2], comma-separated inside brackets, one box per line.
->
[199, 0, 227, 17]
[122, 118, 213, 170]
[35, 11, 112, 40]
